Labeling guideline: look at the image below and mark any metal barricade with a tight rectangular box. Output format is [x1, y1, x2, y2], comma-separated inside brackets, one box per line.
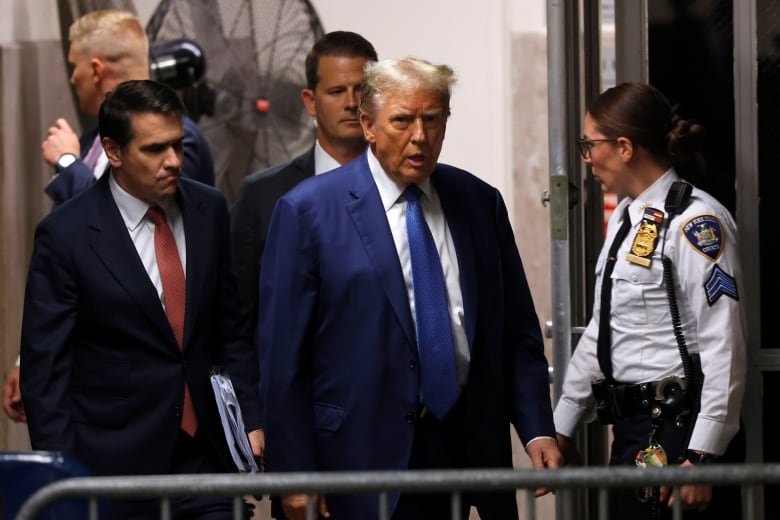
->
[16, 464, 780, 520]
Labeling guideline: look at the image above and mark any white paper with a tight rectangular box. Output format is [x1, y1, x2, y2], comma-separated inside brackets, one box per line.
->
[209, 368, 259, 473]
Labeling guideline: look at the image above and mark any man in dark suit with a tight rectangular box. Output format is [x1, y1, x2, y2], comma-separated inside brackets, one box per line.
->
[2, 10, 217, 423]
[230, 31, 377, 337]
[21, 80, 261, 519]
[259, 58, 563, 519]
[42, 9, 214, 208]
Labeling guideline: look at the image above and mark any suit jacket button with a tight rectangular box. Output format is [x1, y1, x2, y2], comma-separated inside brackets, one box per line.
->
[405, 412, 415, 423]
[409, 360, 416, 369]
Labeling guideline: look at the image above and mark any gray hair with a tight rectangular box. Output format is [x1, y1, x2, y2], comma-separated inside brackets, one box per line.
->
[359, 57, 456, 117]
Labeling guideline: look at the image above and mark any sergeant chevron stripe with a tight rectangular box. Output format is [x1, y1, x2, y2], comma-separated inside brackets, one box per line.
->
[704, 264, 739, 305]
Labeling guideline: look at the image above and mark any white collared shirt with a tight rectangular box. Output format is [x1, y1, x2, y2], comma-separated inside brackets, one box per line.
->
[365, 148, 470, 387]
[109, 172, 187, 308]
[314, 140, 341, 175]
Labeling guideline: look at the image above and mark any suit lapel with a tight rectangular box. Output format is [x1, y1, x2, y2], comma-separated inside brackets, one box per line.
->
[87, 173, 176, 347]
[345, 157, 416, 346]
[178, 182, 208, 350]
[433, 169, 477, 350]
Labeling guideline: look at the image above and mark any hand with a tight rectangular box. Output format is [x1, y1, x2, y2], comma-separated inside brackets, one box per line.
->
[526, 436, 564, 497]
[282, 493, 329, 519]
[247, 429, 265, 471]
[556, 432, 582, 466]
[41, 118, 80, 167]
[660, 459, 713, 512]
[3, 365, 25, 423]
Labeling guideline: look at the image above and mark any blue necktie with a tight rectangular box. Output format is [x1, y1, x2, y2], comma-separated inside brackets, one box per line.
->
[404, 184, 459, 419]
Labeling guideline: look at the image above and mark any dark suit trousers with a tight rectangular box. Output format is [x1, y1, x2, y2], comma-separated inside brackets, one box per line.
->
[103, 429, 249, 520]
[392, 401, 469, 520]
[392, 401, 515, 520]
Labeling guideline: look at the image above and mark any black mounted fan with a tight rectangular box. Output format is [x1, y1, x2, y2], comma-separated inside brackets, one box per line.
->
[146, 0, 325, 202]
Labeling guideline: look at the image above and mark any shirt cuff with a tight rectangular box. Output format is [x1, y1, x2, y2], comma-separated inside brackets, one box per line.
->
[553, 398, 587, 438]
[525, 435, 556, 449]
[686, 415, 740, 456]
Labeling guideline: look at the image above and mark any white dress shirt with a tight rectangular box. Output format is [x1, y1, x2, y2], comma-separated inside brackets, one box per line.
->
[109, 172, 187, 307]
[365, 148, 470, 388]
[314, 140, 342, 175]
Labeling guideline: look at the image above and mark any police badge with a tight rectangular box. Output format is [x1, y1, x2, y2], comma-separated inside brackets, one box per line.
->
[626, 207, 665, 267]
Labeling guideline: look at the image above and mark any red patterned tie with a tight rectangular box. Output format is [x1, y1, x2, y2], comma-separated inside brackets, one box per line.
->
[146, 206, 198, 436]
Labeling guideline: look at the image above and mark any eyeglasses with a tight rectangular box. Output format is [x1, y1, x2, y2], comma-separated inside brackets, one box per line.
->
[576, 138, 618, 159]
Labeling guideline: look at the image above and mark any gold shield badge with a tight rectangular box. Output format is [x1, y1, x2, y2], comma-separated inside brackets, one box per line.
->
[626, 207, 664, 267]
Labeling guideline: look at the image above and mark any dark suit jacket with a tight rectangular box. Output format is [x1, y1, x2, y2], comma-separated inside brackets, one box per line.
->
[259, 152, 555, 518]
[45, 117, 215, 207]
[230, 146, 315, 336]
[21, 172, 261, 476]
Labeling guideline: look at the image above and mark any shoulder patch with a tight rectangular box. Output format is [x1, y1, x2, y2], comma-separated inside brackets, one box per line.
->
[705, 264, 739, 305]
[681, 214, 724, 261]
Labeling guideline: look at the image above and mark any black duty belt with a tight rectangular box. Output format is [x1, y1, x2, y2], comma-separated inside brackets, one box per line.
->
[592, 376, 691, 424]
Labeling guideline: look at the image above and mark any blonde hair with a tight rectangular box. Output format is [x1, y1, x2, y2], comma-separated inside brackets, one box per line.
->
[359, 57, 456, 117]
[69, 10, 149, 79]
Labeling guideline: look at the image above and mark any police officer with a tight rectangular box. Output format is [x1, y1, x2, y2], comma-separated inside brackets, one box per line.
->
[554, 82, 746, 519]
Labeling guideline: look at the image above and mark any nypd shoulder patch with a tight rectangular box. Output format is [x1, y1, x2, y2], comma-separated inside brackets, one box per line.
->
[682, 214, 724, 261]
[704, 264, 739, 305]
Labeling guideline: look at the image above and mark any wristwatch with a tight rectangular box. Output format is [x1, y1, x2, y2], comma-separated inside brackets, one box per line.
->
[56, 153, 78, 171]
[685, 450, 718, 465]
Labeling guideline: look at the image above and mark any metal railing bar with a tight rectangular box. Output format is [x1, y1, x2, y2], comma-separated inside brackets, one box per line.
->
[88, 497, 98, 520]
[451, 490, 461, 520]
[672, 487, 682, 520]
[232, 495, 243, 520]
[161, 496, 171, 520]
[17, 464, 780, 520]
[745, 485, 756, 519]
[598, 487, 608, 520]
[306, 493, 315, 520]
[525, 488, 535, 519]
[379, 492, 388, 520]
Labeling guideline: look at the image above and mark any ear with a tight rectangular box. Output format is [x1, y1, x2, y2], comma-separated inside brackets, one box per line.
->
[102, 137, 121, 168]
[91, 58, 105, 85]
[616, 137, 634, 163]
[301, 89, 316, 118]
[360, 112, 375, 144]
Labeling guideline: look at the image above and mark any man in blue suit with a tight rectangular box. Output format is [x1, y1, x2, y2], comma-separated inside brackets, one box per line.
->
[259, 58, 562, 519]
[41, 10, 214, 208]
[21, 80, 261, 519]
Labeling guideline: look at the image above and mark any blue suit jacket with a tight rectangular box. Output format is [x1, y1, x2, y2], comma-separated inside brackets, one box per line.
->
[259, 153, 555, 518]
[21, 172, 261, 476]
[44, 117, 215, 207]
